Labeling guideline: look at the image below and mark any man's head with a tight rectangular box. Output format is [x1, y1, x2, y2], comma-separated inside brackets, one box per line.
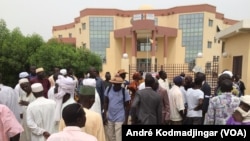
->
[195, 72, 206, 81]
[105, 72, 111, 81]
[173, 76, 183, 87]
[158, 70, 167, 80]
[144, 73, 155, 87]
[30, 65, 36, 75]
[31, 83, 44, 98]
[36, 67, 46, 79]
[19, 78, 31, 94]
[78, 85, 95, 109]
[117, 69, 128, 80]
[62, 103, 86, 128]
[88, 67, 97, 79]
[220, 79, 233, 93]
[19, 72, 29, 79]
[152, 77, 159, 91]
[109, 74, 124, 91]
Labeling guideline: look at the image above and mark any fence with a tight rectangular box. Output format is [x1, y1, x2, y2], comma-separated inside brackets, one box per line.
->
[129, 56, 219, 95]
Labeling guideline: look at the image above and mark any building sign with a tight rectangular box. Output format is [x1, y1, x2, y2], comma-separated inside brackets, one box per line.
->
[133, 14, 143, 21]
[146, 14, 155, 20]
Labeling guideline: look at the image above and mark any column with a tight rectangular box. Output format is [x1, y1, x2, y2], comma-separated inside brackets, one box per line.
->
[122, 36, 126, 54]
[131, 31, 136, 66]
[163, 35, 168, 65]
[151, 30, 156, 72]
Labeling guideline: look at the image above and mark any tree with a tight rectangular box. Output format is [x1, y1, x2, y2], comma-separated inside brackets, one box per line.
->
[0, 19, 102, 87]
[28, 42, 102, 78]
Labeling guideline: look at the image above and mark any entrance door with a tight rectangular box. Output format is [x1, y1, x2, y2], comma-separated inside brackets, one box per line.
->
[232, 56, 243, 77]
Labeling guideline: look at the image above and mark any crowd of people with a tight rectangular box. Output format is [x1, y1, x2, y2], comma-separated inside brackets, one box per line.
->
[0, 65, 249, 141]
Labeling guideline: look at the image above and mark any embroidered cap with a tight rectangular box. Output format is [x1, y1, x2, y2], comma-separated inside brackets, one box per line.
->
[31, 83, 44, 93]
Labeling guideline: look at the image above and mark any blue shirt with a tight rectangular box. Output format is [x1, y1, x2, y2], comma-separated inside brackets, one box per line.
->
[104, 86, 130, 122]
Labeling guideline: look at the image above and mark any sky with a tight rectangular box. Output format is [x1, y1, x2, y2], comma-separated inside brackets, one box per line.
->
[1, 0, 250, 41]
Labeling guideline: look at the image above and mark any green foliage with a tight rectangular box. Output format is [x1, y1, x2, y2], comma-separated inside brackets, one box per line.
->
[0, 19, 102, 87]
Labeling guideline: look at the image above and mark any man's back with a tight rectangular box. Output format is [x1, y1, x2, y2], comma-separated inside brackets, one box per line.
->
[131, 87, 162, 124]
[47, 126, 97, 141]
[26, 97, 56, 140]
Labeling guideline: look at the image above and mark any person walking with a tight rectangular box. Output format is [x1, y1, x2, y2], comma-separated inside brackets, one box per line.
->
[47, 103, 97, 141]
[18, 78, 36, 141]
[26, 83, 56, 141]
[0, 104, 24, 141]
[103, 74, 130, 141]
[131, 73, 162, 125]
[59, 85, 106, 141]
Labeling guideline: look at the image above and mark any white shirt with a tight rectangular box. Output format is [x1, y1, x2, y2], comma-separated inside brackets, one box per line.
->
[168, 85, 185, 121]
[186, 88, 204, 117]
[26, 97, 56, 141]
[158, 78, 170, 92]
[138, 82, 145, 90]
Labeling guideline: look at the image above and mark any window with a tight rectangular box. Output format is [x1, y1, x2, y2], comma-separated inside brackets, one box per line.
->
[58, 35, 62, 38]
[179, 13, 204, 63]
[79, 28, 81, 34]
[82, 43, 86, 48]
[137, 39, 151, 51]
[82, 23, 86, 30]
[69, 33, 72, 38]
[208, 19, 213, 27]
[207, 41, 212, 48]
[222, 41, 225, 53]
[89, 17, 114, 61]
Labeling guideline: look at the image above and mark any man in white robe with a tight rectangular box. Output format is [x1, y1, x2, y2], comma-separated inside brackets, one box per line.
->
[26, 83, 56, 141]
[82, 78, 102, 116]
[0, 73, 21, 123]
[18, 78, 36, 141]
[53, 69, 77, 122]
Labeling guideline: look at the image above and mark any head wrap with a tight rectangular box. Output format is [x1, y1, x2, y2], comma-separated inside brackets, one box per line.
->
[222, 70, 233, 78]
[60, 69, 67, 76]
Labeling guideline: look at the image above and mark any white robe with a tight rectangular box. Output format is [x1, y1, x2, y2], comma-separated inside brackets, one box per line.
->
[0, 84, 21, 123]
[82, 78, 102, 116]
[54, 75, 77, 122]
[26, 97, 56, 141]
[19, 92, 36, 141]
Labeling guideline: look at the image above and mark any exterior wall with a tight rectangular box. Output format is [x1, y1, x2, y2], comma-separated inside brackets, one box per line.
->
[221, 33, 250, 94]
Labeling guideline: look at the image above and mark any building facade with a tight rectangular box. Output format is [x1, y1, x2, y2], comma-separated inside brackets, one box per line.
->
[52, 4, 244, 92]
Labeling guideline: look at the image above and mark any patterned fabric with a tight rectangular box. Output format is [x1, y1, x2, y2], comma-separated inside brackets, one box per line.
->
[204, 92, 240, 125]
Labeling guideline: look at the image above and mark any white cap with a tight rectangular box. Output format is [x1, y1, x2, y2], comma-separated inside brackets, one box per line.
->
[31, 83, 44, 93]
[19, 78, 29, 84]
[19, 72, 29, 78]
[60, 69, 67, 76]
[222, 71, 233, 78]
[82, 78, 96, 87]
[240, 95, 250, 106]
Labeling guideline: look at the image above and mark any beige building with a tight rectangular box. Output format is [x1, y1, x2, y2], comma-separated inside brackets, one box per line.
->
[215, 20, 250, 94]
[52, 4, 250, 93]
